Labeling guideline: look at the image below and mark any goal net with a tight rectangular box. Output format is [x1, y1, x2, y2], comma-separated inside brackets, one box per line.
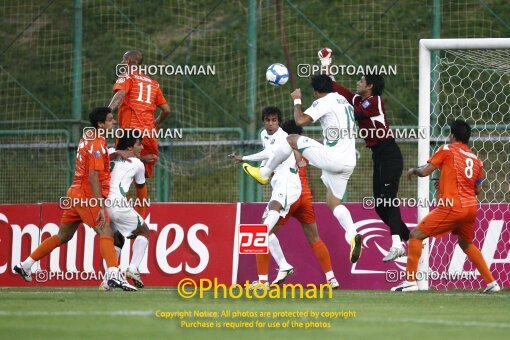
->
[419, 38, 510, 290]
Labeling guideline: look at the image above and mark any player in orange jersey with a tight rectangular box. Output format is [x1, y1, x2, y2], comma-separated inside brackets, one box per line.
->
[108, 50, 171, 179]
[14, 108, 137, 291]
[391, 120, 500, 293]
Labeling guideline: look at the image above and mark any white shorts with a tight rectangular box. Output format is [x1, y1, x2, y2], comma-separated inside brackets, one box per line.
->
[107, 207, 143, 238]
[263, 171, 301, 219]
[297, 136, 355, 199]
[321, 168, 354, 199]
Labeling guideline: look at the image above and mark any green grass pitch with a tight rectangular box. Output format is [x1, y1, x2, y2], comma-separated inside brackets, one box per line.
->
[0, 288, 509, 339]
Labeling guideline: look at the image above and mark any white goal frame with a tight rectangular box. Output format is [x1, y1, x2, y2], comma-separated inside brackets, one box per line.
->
[417, 38, 510, 290]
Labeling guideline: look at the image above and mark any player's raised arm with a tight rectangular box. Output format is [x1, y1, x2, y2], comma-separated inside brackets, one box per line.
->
[291, 89, 313, 126]
[318, 47, 356, 103]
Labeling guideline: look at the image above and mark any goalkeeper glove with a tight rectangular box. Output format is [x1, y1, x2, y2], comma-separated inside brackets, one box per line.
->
[318, 47, 333, 67]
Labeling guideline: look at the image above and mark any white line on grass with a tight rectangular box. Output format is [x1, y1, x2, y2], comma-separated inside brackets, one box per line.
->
[0, 291, 77, 294]
[1, 311, 509, 330]
[0, 310, 153, 317]
[365, 317, 510, 329]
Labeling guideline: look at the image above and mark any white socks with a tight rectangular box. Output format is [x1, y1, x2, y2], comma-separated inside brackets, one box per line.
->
[129, 236, 148, 273]
[106, 266, 119, 279]
[333, 205, 357, 243]
[21, 257, 35, 271]
[264, 210, 280, 232]
[268, 234, 292, 271]
[264, 209, 292, 270]
[258, 274, 268, 282]
[391, 235, 403, 249]
[325, 271, 335, 281]
[260, 141, 293, 179]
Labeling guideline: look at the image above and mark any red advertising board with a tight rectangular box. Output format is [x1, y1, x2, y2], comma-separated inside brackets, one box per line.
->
[1, 202, 508, 289]
[0, 203, 239, 287]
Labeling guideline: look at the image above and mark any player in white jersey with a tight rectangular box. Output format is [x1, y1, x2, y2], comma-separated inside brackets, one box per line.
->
[244, 75, 362, 263]
[230, 107, 301, 287]
[102, 132, 150, 290]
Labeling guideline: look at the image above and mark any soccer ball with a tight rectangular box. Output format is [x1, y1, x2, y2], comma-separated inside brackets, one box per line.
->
[266, 63, 289, 86]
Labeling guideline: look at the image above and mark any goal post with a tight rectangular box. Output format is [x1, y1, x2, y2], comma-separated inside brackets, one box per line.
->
[418, 38, 510, 290]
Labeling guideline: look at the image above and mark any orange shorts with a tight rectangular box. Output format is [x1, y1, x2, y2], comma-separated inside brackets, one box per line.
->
[60, 187, 109, 228]
[277, 192, 316, 225]
[141, 136, 159, 178]
[418, 205, 477, 243]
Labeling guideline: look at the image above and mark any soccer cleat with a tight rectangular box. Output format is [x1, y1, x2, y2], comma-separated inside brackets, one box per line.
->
[481, 281, 501, 294]
[349, 234, 363, 263]
[242, 163, 269, 185]
[327, 277, 340, 289]
[248, 280, 270, 291]
[13, 264, 32, 282]
[98, 280, 111, 292]
[391, 280, 418, 292]
[126, 269, 144, 288]
[271, 267, 294, 285]
[383, 247, 406, 262]
[107, 270, 137, 292]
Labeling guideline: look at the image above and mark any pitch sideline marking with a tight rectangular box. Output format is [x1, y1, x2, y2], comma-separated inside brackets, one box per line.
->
[0, 311, 509, 329]
[365, 317, 510, 329]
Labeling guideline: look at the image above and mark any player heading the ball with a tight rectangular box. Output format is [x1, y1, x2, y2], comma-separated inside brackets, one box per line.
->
[243, 75, 362, 264]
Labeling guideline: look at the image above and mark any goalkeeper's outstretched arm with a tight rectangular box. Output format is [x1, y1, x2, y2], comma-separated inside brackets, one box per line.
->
[318, 47, 356, 103]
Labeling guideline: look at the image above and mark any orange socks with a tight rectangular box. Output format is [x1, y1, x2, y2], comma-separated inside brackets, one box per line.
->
[406, 239, 423, 282]
[311, 240, 332, 273]
[464, 245, 495, 284]
[100, 236, 119, 268]
[30, 235, 62, 261]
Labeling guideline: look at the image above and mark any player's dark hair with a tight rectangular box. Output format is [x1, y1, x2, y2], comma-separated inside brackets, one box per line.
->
[89, 107, 112, 128]
[116, 130, 142, 150]
[450, 119, 471, 144]
[261, 106, 282, 123]
[364, 74, 385, 96]
[311, 74, 333, 93]
[281, 119, 303, 135]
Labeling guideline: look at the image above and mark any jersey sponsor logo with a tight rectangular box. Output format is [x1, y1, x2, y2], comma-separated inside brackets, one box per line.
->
[238, 224, 268, 254]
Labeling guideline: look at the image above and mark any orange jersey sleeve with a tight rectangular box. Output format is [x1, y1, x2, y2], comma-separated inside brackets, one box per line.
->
[71, 136, 110, 198]
[113, 76, 132, 93]
[87, 139, 107, 171]
[428, 145, 449, 168]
